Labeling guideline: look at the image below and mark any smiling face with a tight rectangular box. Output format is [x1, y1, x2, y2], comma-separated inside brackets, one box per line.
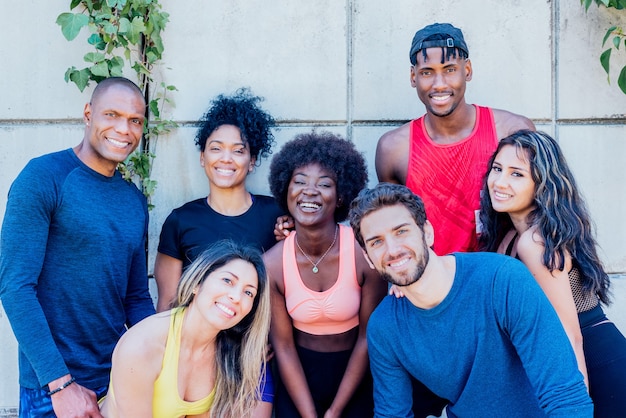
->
[487, 144, 537, 221]
[360, 204, 432, 287]
[411, 47, 472, 118]
[82, 84, 145, 176]
[192, 258, 259, 331]
[287, 163, 338, 227]
[201, 124, 255, 190]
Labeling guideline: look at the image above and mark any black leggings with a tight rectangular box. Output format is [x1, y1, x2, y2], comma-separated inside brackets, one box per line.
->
[274, 345, 374, 417]
[580, 305, 626, 418]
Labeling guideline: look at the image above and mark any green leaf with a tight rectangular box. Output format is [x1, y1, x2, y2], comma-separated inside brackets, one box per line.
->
[84, 52, 106, 63]
[146, 50, 158, 64]
[102, 21, 118, 36]
[600, 48, 612, 75]
[118, 36, 129, 48]
[149, 99, 160, 118]
[118, 17, 132, 34]
[143, 179, 157, 197]
[110, 56, 125, 75]
[70, 0, 82, 9]
[64, 66, 76, 83]
[87, 34, 106, 50]
[602, 26, 617, 47]
[613, 36, 621, 49]
[90, 61, 110, 77]
[618, 66, 626, 94]
[600, 0, 610, 6]
[56, 13, 89, 41]
[69, 68, 92, 92]
[127, 16, 147, 44]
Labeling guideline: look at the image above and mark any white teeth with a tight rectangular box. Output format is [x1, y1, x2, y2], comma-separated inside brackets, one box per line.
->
[389, 258, 409, 268]
[432, 95, 450, 101]
[300, 202, 320, 209]
[494, 192, 511, 199]
[216, 168, 235, 174]
[106, 138, 127, 148]
[216, 303, 234, 317]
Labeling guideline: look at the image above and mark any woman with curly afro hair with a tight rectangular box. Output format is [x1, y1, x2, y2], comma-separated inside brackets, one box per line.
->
[264, 131, 387, 417]
[155, 88, 284, 418]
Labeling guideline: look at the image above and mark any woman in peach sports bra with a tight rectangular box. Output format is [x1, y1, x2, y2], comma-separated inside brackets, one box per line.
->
[264, 132, 387, 417]
[100, 240, 270, 418]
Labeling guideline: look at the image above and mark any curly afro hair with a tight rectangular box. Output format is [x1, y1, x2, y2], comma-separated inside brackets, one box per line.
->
[269, 131, 368, 222]
[195, 88, 276, 163]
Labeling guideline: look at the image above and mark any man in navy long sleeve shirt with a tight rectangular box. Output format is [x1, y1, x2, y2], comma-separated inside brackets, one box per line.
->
[0, 77, 155, 417]
[348, 183, 593, 417]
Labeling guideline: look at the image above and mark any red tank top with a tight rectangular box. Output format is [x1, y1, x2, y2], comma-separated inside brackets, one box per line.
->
[405, 105, 497, 255]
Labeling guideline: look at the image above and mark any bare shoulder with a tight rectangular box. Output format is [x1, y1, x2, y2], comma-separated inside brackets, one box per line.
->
[114, 312, 170, 364]
[517, 227, 572, 272]
[516, 226, 544, 253]
[491, 108, 536, 140]
[376, 123, 411, 183]
[377, 123, 411, 152]
[515, 227, 550, 272]
[263, 241, 285, 290]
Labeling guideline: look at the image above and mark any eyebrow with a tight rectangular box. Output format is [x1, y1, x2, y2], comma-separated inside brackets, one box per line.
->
[493, 160, 530, 172]
[223, 270, 258, 289]
[207, 139, 247, 147]
[292, 172, 334, 180]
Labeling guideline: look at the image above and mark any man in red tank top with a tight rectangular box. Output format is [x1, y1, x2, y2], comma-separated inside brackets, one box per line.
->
[376, 23, 535, 255]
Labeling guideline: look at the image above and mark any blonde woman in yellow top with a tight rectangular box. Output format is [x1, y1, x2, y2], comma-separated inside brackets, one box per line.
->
[100, 240, 271, 418]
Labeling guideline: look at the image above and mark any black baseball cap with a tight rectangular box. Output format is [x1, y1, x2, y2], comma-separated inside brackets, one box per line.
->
[409, 23, 469, 65]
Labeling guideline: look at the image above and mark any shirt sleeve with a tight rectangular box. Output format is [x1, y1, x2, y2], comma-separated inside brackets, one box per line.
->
[0, 162, 69, 386]
[156, 209, 183, 260]
[367, 307, 415, 418]
[124, 213, 156, 327]
[492, 258, 593, 417]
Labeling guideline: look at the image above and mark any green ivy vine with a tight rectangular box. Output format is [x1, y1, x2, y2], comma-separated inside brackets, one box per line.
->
[582, 0, 626, 94]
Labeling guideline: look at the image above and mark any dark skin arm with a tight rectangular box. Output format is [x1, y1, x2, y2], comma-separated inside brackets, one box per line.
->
[323, 243, 387, 418]
[492, 108, 536, 138]
[375, 123, 411, 185]
[264, 244, 318, 418]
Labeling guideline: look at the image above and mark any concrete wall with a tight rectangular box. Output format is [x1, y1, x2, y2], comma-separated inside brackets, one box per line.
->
[1, 0, 625, 411]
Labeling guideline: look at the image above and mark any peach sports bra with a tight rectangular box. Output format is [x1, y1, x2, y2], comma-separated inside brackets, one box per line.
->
[283, 224, 361, 335]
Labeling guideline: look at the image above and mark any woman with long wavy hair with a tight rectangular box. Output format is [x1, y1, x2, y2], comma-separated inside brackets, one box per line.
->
[100, 240, 271, 418]
[479, 129, 626, 417]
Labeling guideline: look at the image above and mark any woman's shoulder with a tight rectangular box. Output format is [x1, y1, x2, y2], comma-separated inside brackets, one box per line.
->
[115, 311, 171, 360]
[516, 227, 545, 258]
[263, 240, 285, 269]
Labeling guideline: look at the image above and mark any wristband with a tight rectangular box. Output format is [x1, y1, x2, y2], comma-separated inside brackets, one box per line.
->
[47, 377, 76, 396]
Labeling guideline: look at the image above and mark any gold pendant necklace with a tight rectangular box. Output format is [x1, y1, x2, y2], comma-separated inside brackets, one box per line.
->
[295, 225, 338, 274]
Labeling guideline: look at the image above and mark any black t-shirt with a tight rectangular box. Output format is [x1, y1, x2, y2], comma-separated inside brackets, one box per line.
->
[158, 194, 284, 267]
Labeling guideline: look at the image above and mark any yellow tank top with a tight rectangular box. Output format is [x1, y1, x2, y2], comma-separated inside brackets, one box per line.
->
[152, 307, 215, 417]
[103, 307, 215, 416]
